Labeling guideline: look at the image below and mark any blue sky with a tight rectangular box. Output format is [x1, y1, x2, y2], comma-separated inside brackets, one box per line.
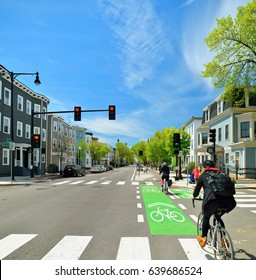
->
[0, 0, 251, 146]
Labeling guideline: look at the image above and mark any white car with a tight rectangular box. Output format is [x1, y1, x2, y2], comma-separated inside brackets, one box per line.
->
[90, 165, 102, 173]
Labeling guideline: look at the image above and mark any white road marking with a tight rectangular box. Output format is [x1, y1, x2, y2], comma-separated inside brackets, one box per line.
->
[251, 210, 256, 214]
[53, 181, 71, 185]
[237, 204, 256, 208]
[190, 215, 198, 223]
[137, 203, 142, 208]
[178, 204, 187, 210]
[116, 237, 151, 260]
[132, 182, 139, 185]
[42, 236, 93, 260]
[85, 180, 98, 185]
[101, 181, 112, 185]
[235, 199, 256, 202]
[234, 194, 256, 198]
[136, 195, 141, 199]
[117, 181, 125, 185]
[0, 234, 37, 259]
[179, 239, 213, 260]
[70, 181, 84, 185]
[145, 182, 154, 185]
[137, 215, 144, 223]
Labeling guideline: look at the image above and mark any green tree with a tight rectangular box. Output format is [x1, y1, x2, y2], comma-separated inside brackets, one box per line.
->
[89, 141, 110, 165]
[202, 0, 256, 93]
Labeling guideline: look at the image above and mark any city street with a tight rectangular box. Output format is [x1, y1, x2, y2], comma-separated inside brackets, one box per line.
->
[0, 166, 255, 260]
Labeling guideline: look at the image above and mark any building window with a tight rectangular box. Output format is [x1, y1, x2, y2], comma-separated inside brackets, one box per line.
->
[42, 107, 47, 120]
[197, 134, 200, 145]
[0, 80, 2, 99]
[26, 100, 31, 115]
[218, 127, 222, 142]
[3, 149, 10, 165]
[241, 121, 250, 138]
[202, 132, 208, 144]
[25, 124, 30, 139]
[225, 153, 229, 165]
[205, 110, 209, 122]
[34, 104, 41, 118]
[3, 117, 10, 134]
[53, 121, 57, 131]
[17, 121, 23, 137]
[225, 124, 229, 140]
[17, 95, 24, 111]
[4, 88, 11, 105]
[217, 100, 223, 114]
[34, 126, 40, 134]
[53, 138, 57, 149]
[42, 128, 46, 141]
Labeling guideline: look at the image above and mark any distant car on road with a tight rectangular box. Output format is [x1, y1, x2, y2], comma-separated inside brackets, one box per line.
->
[63, 165, 85, 177]
[90, 165, 103, 173]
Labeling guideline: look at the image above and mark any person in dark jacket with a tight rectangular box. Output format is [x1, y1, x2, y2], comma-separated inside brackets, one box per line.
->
[159, 162, 170, 188]
[192, 160, 236, 247]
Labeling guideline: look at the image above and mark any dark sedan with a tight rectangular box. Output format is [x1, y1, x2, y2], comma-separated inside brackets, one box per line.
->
[63, 165, 85, 177]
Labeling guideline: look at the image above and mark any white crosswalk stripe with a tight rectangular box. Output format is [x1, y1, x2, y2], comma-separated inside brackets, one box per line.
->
[101, 181, 112, 185]
[0, 234, 37, 259]
[85, 180, 98, 184]
[235, 193, 256, 211]
[116, 181, 125, 185]
[42, 236, 93, 260]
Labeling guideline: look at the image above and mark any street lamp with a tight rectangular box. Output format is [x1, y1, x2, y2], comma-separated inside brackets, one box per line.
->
[2, 69, 41, 181]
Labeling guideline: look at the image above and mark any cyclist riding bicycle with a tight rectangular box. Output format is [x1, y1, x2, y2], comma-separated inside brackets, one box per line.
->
[159, 162, 170, 188]
[192, 160, 236, 247]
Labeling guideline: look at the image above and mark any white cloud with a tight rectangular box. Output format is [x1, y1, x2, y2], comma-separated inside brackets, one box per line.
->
[100, 0, 169, 90]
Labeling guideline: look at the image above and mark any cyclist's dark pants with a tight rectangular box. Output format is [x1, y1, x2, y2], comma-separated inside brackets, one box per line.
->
[161, 175, 169, 184]
[202, 197, 236, 237]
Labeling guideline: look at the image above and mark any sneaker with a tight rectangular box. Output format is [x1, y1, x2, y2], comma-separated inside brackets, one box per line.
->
[197, 236, 207, 247]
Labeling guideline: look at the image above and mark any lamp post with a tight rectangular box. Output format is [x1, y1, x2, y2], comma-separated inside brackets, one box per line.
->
[3, 69, 41, 181]
[78, 146, 81, 165]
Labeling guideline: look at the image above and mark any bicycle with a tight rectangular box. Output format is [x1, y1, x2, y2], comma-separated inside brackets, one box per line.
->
[161, 178, 170, 194]
[192, 198, 234, 260]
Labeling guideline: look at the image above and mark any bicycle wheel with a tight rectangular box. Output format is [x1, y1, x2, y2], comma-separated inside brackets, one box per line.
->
[213, 227, 234, 260]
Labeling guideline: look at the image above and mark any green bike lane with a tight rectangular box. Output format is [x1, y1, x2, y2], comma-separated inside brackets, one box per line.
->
[140, 185, 198, 235]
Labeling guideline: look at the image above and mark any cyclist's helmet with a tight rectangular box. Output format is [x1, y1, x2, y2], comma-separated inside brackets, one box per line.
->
[202, 160, 215, 168]
[163, 162, 167, 166]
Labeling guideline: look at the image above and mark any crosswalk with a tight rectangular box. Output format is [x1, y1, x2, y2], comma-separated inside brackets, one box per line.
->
[0, 233, 209, 260]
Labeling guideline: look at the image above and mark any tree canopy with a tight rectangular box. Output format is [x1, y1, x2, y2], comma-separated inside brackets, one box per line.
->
[202, 0, 256, 92]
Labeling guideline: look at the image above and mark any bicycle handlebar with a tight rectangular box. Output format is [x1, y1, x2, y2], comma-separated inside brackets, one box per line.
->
[192, 197, 202, 208]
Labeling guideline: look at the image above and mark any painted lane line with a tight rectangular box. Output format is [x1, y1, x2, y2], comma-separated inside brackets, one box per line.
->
[42, 236, 93, 260]
[116, 237, 151, 260]
[85, 180, 98, 185]
[145, 182, 154, 185]
[0, 234, 38, 259]
[179, 239, 212, 260]
[234, 194, 256, 198]
[53, 181, 71, 185]
[70, 181, 84, 185]
[189, 215, 198, 223]
[235, 199, 256, 202]
[101, 181, 112, 185]
[137, 203, 142, 208]
[132, 182, 139, 185]
[136, 190, 140, 194]
[136, 195, 141, 199]
[136, 186, 140, 190]
[251, 210, 256, 214]
[178, 204, 187, 210]
[137, 215, 144, 223]
[237, 204, 256, 208]
[117, 181, 125, 185]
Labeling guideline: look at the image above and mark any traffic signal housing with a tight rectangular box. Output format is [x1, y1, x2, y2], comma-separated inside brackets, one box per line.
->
[109, 105, 116, 120]
[173, 133, 181, 150]
[32, 134, 40, 148]
[209, 129, 216, 143]
[74, 106, 81, 121]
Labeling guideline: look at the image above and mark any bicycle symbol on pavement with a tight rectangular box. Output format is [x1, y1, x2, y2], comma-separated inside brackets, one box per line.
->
[148, 202, 185, 223]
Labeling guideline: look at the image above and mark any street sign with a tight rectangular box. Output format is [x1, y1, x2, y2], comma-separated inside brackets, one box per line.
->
[2, 142, 10, 148]
[2, 142, 15, 149]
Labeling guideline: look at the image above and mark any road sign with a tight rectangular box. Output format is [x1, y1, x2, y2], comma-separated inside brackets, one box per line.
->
[2, 142, 15, 149]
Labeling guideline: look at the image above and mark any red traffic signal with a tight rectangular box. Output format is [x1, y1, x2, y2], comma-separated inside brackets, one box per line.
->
[32, 134, 40, 148]
[109, 105, 116, 120]
[74, 106, 81, 121]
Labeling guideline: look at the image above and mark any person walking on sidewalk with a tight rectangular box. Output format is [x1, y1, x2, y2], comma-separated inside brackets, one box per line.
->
[192, 166, 200, 183]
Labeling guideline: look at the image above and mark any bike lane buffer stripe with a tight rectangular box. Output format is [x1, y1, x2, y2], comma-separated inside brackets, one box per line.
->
[140, 185, 196, 235]
[171, 188, 203, 200]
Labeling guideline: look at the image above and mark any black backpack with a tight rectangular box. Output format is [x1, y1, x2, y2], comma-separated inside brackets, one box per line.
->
[206, 171, 236, 197]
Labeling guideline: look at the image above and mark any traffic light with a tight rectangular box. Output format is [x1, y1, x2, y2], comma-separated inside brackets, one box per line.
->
[173, 133, 181, 150]
[109, 105, 116, 120]
[32, 134, 40, 148]
[209, 129, 216, 143]
[74, 106, 81, 121]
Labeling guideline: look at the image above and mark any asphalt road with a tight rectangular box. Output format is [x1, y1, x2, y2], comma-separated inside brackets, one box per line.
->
[0, 166, 255, 260]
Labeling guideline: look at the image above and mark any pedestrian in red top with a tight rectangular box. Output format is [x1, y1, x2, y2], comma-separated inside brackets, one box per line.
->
[192, 166, 200, 183]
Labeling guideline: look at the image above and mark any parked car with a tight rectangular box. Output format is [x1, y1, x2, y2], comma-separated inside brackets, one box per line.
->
[99, 165, 107, 172]
[90, 165, 103, 173]
[63, 165, 85, 177]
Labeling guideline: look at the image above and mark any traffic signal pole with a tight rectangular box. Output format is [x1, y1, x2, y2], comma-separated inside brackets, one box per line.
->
[30, 106, 115, 178]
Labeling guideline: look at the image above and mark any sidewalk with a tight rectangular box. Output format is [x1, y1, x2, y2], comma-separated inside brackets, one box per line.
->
[0, 175, 54, 186]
